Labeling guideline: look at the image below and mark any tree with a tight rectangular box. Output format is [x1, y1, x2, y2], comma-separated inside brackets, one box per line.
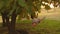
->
[45, 4, 51, 12]
[0, 0, 17, 34]
[0, 0, 41, 34]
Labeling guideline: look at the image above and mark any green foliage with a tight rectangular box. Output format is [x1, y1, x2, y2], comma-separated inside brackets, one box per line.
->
[0, 1, 4, 9]
[0, 0, 42, 17]
[17, 0, 27, 7]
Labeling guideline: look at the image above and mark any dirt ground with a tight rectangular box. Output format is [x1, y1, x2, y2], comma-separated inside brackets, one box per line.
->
[38, 8, 60, 20]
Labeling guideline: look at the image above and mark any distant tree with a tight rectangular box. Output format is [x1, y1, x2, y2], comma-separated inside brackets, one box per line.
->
[45, 4, 51, 12]
[41, 0, 51, 13]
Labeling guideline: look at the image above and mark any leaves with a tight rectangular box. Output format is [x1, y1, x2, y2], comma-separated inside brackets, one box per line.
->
[17, 0, 27, 7]
[8, 0, 17, 16]
[0, 0, 42, 17]
[0, 1, 4, 9]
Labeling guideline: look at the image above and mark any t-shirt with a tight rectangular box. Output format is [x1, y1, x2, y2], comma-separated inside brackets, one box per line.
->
[32, 18, 40, 24]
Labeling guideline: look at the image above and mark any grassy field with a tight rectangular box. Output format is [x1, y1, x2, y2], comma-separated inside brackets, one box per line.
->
[16, 19, 60, 34]
[0, 19, 60, 34]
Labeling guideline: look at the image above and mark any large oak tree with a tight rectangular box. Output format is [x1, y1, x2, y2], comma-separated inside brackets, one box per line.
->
[0, 0, 41, 34]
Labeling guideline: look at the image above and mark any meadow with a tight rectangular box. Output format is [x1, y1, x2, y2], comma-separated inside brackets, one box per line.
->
[16, 19, 60, 34]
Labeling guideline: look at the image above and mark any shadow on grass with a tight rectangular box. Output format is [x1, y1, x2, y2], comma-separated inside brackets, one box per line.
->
[0, 19, 60, 34]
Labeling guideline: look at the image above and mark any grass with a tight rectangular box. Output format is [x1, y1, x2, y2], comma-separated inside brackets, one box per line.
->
[0, 19, 60, 34]
[16, 19, 60, 34]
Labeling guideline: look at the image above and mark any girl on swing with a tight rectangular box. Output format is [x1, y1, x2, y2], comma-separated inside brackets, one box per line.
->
[31, 13, 45, 27]
[31, 13, 40, 27]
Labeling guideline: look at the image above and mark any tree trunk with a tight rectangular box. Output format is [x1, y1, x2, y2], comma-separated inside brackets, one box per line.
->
[8, 11, 17, 34]
[5, 15, 11, 34]
[1, 15, 6, 27]
[1, 13, 7, 27]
